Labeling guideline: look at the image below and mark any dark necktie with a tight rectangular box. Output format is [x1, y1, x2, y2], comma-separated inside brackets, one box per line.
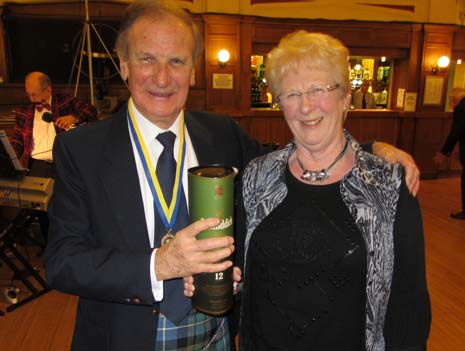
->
[362, 94, 367, 109]
[154, 131, 191, 324]
[35, 103, 51, 112]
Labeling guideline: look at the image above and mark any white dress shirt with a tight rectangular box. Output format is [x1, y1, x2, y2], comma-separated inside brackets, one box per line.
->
[128, 99, 198, 301]
[31, 98, 55, 162]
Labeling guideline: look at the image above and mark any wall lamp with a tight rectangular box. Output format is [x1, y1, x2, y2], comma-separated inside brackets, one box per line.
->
[432, 55, 450, 74]
[217, 49, 230, 67]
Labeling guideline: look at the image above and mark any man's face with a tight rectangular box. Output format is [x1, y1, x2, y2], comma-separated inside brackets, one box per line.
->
[119, 15, 196, 129]
[25, 78, 51, 104]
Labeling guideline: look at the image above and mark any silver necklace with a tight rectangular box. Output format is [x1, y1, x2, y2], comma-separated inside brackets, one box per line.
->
[296, 140, 349, 182]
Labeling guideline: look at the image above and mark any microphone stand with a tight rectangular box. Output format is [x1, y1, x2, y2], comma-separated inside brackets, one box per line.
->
[69, 0, 127, 105]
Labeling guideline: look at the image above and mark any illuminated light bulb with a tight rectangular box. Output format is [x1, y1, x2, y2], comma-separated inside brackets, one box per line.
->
[217, 49, 230, 66]
[437, 56, 450, 68]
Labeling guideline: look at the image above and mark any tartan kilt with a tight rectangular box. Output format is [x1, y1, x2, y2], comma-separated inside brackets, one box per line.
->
[155, 309, 231, 350]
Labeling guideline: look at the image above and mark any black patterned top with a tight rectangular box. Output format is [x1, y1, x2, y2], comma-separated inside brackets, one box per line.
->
[247, 166, 366, 350]
[240, 132, 431, 351]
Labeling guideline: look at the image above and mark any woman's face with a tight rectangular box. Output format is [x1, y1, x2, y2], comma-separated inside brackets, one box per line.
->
[278, 65, 350, 153]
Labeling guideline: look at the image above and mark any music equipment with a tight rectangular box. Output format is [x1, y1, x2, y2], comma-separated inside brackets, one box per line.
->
[0, 130, 28, 177]
[0, 176, 54, 211]
[0, 210, 50, 312]
[0, 132, 53, 311]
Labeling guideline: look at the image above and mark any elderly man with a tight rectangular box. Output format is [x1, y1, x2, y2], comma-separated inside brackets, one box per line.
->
[11, 71, 97, 171]
[10, 71, 97, 244]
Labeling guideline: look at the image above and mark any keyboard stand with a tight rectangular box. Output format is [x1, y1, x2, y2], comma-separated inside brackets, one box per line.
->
[0, 210, 50, 312]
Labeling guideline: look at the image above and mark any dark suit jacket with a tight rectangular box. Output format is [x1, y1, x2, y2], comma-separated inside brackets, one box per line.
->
[44, 106, 262, 351]
[441, 96, 465, 165]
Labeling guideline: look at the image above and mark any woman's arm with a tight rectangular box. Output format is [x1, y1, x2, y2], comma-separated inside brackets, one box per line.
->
[372, 142, 420, 196]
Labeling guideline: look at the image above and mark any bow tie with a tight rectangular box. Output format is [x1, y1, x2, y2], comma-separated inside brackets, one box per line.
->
[35, 103, 51, 112]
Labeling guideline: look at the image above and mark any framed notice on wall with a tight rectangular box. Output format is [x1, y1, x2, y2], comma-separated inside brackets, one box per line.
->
[423, 75, 444, 105]
[404, 92, 417, 111]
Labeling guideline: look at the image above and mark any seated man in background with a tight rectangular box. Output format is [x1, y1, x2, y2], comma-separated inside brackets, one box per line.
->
[352, 79, 377, 109]
[10, 71, 98, 245]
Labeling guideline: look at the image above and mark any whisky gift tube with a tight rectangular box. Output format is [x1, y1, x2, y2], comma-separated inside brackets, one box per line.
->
[188, 165, 236, 316]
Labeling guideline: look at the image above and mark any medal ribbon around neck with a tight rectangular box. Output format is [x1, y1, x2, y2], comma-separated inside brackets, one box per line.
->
[127, 101, 186, 231]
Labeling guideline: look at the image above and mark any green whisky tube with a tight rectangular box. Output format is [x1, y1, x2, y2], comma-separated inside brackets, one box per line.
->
[188, 165, 236, 316]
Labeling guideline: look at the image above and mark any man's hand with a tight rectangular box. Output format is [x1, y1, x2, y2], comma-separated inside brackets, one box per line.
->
[373, 141, 420, 196]
[155, 218, 235, 281]
[55, 115, 77, 130]
[184, 267, 242, 297]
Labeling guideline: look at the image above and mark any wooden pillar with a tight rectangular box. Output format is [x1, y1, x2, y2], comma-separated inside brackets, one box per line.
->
[417, 24, 456, 112]
[0, 5, 9, 83]
[202, 14, 241, 113]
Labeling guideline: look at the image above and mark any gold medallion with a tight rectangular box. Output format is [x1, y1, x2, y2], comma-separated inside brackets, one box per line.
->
[161, 231, 175, 246]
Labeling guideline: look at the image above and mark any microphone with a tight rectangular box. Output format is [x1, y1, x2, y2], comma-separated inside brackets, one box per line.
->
[42, 112, 53, 123]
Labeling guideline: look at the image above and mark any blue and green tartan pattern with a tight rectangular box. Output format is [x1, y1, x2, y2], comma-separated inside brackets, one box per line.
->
[155, 309, 231, 350]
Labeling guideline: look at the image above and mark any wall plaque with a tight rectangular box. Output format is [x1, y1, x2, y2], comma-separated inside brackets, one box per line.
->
[213, 74, 233, 89]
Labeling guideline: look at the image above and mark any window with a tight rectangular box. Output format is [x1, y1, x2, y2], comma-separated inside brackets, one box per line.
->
[349, 56, 392, 109]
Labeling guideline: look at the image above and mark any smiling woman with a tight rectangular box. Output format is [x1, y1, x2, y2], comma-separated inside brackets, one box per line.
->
[238, 30, 431, 351]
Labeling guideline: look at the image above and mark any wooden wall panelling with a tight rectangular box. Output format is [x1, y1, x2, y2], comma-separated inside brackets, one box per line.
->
[453, 27, 465, 50]
[192, 16, 206, 91]
[388, 24, 423, 112]
[186, 16, 206, 111]
[252, 18, 413, 50]
[233, 116, 252, 139]
[418, 25, 456, 112]
[252, 22, 296, 46]
[203, 15, 241, 113]
[412, 112, 449, 178]
[408, 24, 424, 94]
[392, 58, 409, 110]
[336, 24, 412, 49]
[344, 111, 400, 146]
[264, 114, 292, 148]
[247, 116, 282, 147]
[239, 17, 255, 113]
[0, 5, 8, 83]
[241, 112, 292, 148]
[431, 114, 462, 176]
[452, 27, 465, 60]
[4, 2, 127, 21]
[397, 113, 417, 156]
[186, 89, 207, 112]
[247, 117, 271, 145]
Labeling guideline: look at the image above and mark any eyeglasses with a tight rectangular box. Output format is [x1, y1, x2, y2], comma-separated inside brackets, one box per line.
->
[276, 84, 340, 106]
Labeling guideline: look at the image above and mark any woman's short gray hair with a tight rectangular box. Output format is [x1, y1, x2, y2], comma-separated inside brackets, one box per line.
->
[266, 31, 350, 98]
